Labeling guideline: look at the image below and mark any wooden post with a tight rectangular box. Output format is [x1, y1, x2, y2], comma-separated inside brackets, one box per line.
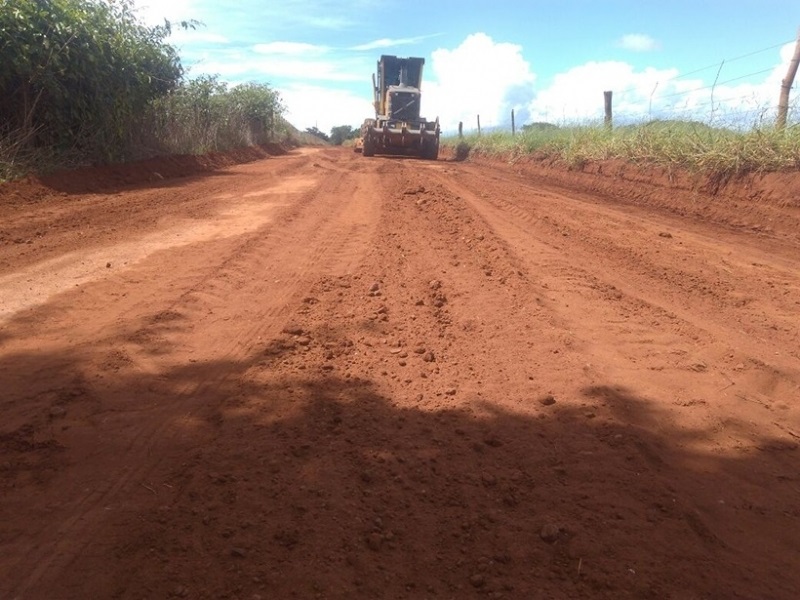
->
[458, 121, 463, 138]
[777, 29, 800, 130]
[511, 109, 516, 136]
[604, 91, 613, 129]
[477, 114, 481, 135]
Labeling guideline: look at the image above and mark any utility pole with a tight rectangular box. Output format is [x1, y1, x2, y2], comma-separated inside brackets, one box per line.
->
[604, 91, 613, 130]
[777, 28, 800, 130]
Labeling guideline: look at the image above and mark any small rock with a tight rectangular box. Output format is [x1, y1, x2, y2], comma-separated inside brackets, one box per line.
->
[540, 523, 560, 543]
[366, 532, 382, 551]
[282, 324, 304, 336]
[445, 388, 457, 396]
[171, 584, 189, 597]
[659, 232, 673, 238]
[231, 547, 247, 558]
[106, 262, 112, 268]
[481, 472, 497, 486]
[296, 336, 311, 346]
[469, 574, 486, 588]
[49, 406, 67, 418]
[369, 282, 381, 292]
[423, 351, 435, 362]
[539, 394, 556, 406]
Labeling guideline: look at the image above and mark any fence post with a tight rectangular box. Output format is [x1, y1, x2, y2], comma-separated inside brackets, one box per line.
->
[511, 109, 515, 136]
[777, 28, 800, 130]
[458, 121, 463, 138]
[603, 91, 613, 130]
[477, 114, 481, 135]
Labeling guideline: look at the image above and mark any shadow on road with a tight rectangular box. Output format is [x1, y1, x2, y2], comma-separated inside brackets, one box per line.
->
[1, 309, 798, 599]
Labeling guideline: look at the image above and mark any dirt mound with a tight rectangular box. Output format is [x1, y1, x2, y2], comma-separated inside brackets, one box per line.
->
[446, 147, 800, 244]
[0, 143, 288, 202]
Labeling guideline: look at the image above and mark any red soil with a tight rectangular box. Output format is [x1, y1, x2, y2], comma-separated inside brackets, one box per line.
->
[1, 146, 798, 599]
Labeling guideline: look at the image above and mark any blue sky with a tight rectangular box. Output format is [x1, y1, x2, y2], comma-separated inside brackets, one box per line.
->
[135, 0, 800, 133]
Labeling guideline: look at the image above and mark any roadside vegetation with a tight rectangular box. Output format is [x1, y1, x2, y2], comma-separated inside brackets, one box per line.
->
[304, 125, 359, 145]
[447, 119, 800, 177]
[0, 0, 286, 180]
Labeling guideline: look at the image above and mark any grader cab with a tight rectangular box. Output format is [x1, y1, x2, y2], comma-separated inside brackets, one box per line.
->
[357, 55, 440, 160]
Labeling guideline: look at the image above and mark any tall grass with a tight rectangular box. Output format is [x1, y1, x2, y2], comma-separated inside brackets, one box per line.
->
[449, 121, 800, 177]
[0, 2, 287, 181]
[0, 77, 287, 181]
[130, 77, 286, 158]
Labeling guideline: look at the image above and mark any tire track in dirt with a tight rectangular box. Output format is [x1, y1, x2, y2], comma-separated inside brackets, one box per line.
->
[426, 163, 800, 409]
[90, 154, 798, 599]
[2, 152, 383, 598]
[413, 160, 800, 585]
[2, 148, 800, 599]
[101, 161, 611, 598]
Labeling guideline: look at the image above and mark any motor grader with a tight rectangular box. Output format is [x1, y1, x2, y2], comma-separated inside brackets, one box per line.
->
[356, 55, 440, 160]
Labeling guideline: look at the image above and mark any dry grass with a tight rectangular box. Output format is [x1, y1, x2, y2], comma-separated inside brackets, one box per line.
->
[446, 120, 800, 177]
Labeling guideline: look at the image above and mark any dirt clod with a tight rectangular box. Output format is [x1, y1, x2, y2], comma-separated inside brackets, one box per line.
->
[539, 394, 556, 406]
[540, 523, 561, 543]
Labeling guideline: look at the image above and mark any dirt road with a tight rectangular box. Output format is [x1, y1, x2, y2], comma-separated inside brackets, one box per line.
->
[1, 147, 798, 599]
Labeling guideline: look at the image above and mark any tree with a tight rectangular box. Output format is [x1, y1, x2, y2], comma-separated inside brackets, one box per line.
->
[305, 126, 329, 142]
[329, 125, 357, 145]
[0, 0, 183, 159]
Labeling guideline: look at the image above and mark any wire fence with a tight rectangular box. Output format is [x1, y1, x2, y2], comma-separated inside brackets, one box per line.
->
[466, 35, 800, 133]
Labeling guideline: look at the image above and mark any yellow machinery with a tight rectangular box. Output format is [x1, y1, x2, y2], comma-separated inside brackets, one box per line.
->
[357, 55, 440, 160]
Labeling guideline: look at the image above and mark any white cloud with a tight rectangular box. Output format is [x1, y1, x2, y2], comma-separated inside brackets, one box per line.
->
[425, 33, 536, 131]
[253, 42, 329, 55]
[132, 0, 196, 26]
[350, 34, 441, 51]
[528, 61, 681, 123]
[196, 56, 363, 82]
[525, 42, 795, 127]
[618, 34, 659, 52]
[280, 84, 373, 133]
[170, 30, 229, 45]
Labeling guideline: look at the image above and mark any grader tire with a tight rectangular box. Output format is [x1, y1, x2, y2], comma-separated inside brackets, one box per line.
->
[362, 135, 375, 157]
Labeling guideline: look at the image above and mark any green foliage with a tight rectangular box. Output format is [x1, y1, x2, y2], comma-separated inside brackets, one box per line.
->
[305, 126, 330, 142]
[329, 125, 357, 145]
[521, 122, 559, 132]
[446, 121, 800, 177]
[138, 76, 284, 155]
[0, 1, 287, 178]
[0, 0, 182, 161]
